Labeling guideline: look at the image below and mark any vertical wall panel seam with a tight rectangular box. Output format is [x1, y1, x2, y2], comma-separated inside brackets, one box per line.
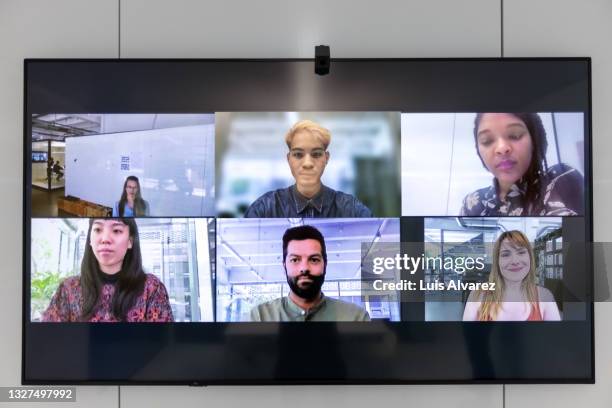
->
[117, 0, 121, 394]
[500, 0, 504, 57]
[118, 0, 121, 58]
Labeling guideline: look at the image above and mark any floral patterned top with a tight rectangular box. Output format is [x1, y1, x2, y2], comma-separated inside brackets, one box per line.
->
[41, 273, 174, 322]
[460, 163, 584, 216]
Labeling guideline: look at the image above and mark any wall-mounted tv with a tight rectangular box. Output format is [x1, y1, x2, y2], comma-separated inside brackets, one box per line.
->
[23, 58, 593, 384]
[31, 151, 47, 163]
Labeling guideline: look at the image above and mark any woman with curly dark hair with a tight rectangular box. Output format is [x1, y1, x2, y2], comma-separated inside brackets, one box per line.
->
[460, 113, 583, 216]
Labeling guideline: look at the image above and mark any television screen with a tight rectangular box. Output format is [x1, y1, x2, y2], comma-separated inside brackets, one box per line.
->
[32, 151, 47, 163]
[24, 59, 593, 384]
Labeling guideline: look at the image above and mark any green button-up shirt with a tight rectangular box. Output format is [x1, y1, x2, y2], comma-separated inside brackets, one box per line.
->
[250, 294, 370, 322]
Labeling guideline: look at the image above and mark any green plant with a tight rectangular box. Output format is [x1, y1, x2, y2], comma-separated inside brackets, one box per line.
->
[31, 271, 64, 320]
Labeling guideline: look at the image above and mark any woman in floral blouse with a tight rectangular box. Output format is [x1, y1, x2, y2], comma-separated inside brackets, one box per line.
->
[42, 218, 173, 322]
[460, 113, 584, 216]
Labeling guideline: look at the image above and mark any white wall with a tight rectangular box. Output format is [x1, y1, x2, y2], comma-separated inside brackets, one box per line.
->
[65, 124, 215, 216]
[0, 1, 609, 408]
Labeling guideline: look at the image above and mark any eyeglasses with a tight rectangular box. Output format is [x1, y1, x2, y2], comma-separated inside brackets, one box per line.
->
[289, 148, 327, 160]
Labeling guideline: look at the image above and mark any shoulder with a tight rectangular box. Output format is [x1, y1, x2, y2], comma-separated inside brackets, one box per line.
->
[325, 296, 359, 310]
[143, 274, 167, 295]
[62, 275, 81, 285]
[52, 276, 82, 300]
[541, 163, 584, 215]
[536, 285, 556, 302]
[255, 189, 288, 201]
[462, 291, 483, 321]
[536, 285, 561, 321]
[244, 189, 289, 217]
[461, 187, 490, 215]
[545, 163, 582, 179]
[324, 297, 370, 320]
[328, 188, 373, 217]
[41, 276, 81, 322]
[544, 163, 584, 190]
[466, 290, 484, 302]
[58, 276, 81, 292]
[144, 273, 163, 288]
[330, 188, 355, 202]
[52, 275, 81, 301]
[250, 297, 284, 321]
[254, 297, 284, 312]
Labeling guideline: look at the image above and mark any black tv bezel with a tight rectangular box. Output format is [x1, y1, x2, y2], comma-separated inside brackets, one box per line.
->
[22, 58, 594, 385]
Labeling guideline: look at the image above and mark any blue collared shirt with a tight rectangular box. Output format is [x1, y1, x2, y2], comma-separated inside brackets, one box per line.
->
[244, 184, 373, 218]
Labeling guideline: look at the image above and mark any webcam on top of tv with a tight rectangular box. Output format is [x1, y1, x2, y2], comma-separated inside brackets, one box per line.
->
[315, 45, 330, 75]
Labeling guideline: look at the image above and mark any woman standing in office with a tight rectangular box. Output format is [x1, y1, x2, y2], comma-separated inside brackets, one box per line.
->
[113, 175, 150, 217]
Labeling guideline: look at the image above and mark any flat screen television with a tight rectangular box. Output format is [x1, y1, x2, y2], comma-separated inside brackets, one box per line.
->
[23, 58, 593, 384]
[31, 151, 47, 163]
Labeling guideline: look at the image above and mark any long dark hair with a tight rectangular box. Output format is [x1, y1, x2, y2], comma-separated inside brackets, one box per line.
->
[80, 218, 146, 321]
[118, 175, 147, 216]
[474, 113, 549, 210]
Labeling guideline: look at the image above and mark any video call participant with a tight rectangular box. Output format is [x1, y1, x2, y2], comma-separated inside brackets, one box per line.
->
[244, 120, 373, 217]
[113, 175, 150, 217]
[460, 113, 584, 216]
[250, 225, 370, 321]
[462, 230, 561, 321]
[42, 218, 173, 322]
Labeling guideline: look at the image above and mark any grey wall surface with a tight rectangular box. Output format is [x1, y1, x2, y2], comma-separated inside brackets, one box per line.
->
[0, 0, 609, 407]
[504, 1, 612, 405]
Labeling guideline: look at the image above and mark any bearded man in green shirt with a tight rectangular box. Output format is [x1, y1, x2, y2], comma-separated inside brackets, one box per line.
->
[250, 225, 370, 322]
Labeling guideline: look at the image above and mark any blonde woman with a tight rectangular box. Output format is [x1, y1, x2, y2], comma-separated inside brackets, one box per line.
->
[463, 230, 561, 321]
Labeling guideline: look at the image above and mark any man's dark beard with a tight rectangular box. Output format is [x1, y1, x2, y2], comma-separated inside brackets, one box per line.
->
[286, 270, 325, 301]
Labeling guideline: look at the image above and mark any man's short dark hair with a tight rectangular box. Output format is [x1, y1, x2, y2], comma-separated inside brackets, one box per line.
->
[282, 225, 327, 264]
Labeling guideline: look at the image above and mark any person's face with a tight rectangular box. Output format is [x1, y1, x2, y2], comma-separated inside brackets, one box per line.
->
[476, 113, 533, 188]
[497, 238, 531, 284]
[287, 130, 329, 189]
[125, 180, 138, 199]
[284, 238, 326, 301]
[90, 220, 133, 274]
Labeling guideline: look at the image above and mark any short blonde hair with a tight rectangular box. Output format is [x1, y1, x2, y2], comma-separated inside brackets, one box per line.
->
[285, 120, 331, 149]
